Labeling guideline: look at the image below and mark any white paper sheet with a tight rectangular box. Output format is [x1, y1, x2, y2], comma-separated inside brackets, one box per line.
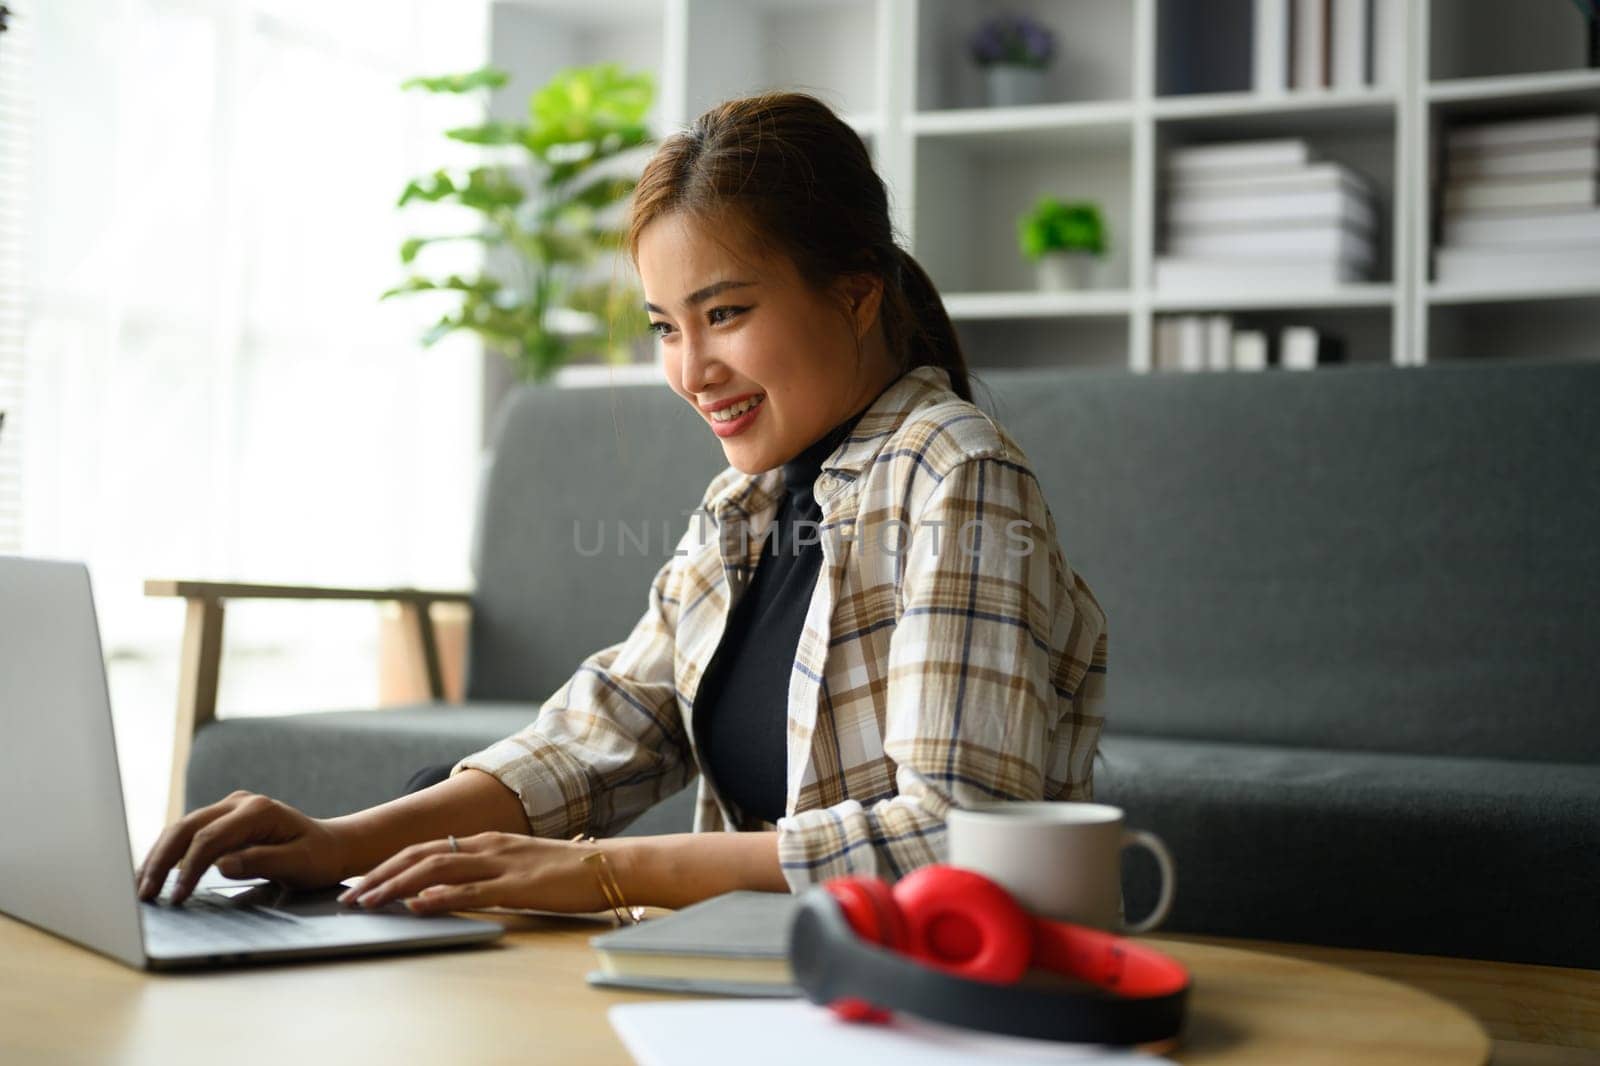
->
[609, 1000, 1176, 1066]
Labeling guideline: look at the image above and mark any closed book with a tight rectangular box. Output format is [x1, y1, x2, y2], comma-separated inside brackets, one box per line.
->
[1167, 138, 1312, 175]
[1154, 256, 1370, 289]
[587, 890, 801, 996]
[1166, 222, 1375, 263]
[1154, 316, 1183, 371]
[1440, 206, 1600, 247]
[1445, 141, 1600, 180]
[1177, 315, 1206, 372]
[1291, 0, 1330, 89]
[1205, 314, 1234, 371]
[1167, 161, 1374, 198]
[1232, 330, 1270, 371]
[1371, 0, 1404, 87]
[1168, 185, 1376, 231]
[1442, 174, 1600, 212]
[1446, 114, 1600, 152]
[1254, 0, 1291, 93]
[1434, 246, 1600, 288]
[1331, 0, 1372, 90]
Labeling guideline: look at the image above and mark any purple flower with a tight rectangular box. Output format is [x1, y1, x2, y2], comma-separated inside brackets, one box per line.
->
[968, 12, 1056, 68]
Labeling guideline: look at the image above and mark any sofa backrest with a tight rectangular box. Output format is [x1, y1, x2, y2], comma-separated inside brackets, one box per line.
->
[470, 360, 1600, 766]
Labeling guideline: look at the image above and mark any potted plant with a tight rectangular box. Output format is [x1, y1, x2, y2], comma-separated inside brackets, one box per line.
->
[1019, 198, 1106, 290]
[382, 62, 657, 383]
[967, 12, 1056, 108]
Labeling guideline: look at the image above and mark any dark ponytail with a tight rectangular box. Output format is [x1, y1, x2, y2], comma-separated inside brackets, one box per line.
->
[625, 91, 979, 406]
[881, 246, 974, 403]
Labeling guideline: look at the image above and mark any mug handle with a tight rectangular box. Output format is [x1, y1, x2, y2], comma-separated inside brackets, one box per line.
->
[1119, 829, 1176, 935]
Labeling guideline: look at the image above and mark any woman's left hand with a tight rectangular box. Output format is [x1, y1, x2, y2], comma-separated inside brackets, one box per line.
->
[337, 832, 614, 916]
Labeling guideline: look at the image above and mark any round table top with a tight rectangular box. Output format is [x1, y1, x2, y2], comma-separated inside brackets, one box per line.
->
[0, 910, 1490, 1065]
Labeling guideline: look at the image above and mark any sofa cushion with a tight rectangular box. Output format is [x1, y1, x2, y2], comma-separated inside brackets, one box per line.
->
[1097, 733, 1600, 968]
[186, 704, 698, 837]
[986, 361, 1600, 765]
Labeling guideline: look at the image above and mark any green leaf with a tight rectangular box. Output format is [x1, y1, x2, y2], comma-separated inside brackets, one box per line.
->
[397, 170, 457, 207]
[401, 66, 511, 94]
[445, 121, 529, 146]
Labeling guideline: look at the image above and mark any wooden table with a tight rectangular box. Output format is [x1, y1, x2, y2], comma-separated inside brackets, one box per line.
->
[0, 910, 1490, 1066]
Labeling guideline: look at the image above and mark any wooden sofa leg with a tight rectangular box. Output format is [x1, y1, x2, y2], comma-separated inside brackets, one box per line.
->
[399, 600, 445, 702]
[167, 597, 225, 825]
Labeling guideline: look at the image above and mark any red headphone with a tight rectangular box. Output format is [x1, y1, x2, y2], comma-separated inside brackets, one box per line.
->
[787, 864, 1191, 1047]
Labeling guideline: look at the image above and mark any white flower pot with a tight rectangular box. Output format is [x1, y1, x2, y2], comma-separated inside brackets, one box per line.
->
[984, 65, 1046, 108]
[1036, 250, 1097, 291]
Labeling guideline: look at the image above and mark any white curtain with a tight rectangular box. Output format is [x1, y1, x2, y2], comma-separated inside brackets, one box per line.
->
[18, 0, 491, 849]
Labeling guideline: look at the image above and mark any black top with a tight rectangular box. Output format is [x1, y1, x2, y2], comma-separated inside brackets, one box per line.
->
[692, 404, 872, 825]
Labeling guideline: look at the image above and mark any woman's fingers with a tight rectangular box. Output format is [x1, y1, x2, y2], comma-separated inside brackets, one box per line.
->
[135, 792, 249, 901]
[169, 796, 291, 904]
[401, 878, 509, 916]
[339, 837, 458, 904]
[348, 852, 501, 910]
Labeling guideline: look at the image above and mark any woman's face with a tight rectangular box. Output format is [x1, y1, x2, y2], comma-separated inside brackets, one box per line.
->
[637, 211, 895, 475]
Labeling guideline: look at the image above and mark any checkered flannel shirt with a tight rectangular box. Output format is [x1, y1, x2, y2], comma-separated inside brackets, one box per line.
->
[453, 364, 1109, 892]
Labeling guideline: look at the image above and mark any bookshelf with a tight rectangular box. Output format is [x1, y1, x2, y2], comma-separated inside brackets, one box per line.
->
[483, 0, 1600, 386]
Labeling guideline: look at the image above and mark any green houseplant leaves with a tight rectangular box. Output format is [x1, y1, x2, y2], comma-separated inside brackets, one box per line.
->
[384, 62, 657, 382]
[1017, 197, 1107, 260]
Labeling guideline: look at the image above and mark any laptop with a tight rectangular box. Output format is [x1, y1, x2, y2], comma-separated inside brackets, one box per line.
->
[0, 554, 504, 969]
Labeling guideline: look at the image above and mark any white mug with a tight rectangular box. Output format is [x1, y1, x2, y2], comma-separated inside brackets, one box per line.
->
[946, 801, 1176, 934]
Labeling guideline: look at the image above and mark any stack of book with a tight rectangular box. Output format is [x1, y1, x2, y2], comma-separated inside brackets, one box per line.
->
[1153, 316, 1345, 371]
[1155, 138, 1378, 292]
[1254, 0, 1406, 93]
[1434, 113, 1600, 290]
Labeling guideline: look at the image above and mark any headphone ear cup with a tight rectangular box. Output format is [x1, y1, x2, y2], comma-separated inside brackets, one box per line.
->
[821, 878, 904, 1024]
[891, 865, 1033, 984]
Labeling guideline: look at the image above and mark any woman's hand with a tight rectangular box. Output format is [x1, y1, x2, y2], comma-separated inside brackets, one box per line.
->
[339, 832, 615, 915]
[136, 790, 349, 904]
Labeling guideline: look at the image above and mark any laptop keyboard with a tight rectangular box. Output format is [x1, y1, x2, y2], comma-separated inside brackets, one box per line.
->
[142, 890, 317, 951]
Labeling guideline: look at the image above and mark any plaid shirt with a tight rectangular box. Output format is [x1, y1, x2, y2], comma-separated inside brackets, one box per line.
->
[454, 365, 1108, 892]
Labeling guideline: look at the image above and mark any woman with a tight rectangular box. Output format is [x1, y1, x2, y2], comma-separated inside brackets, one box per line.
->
[136, 91, 1108, 915]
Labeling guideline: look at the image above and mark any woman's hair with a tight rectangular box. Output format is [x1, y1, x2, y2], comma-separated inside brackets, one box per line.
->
[624, 91, 978, 405]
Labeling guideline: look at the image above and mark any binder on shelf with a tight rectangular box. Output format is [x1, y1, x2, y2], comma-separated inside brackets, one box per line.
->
[1371, 0, 1405, 88]
[1291, 0, 1331, 89]
[1254, 0, 1291, 93]
[1206, 314, 1234, 371]
[1177, 314, 1206, 372]
[1331, 0, 1372, 90]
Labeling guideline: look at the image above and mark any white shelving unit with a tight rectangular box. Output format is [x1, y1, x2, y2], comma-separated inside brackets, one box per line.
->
[490, 0, 1600, 383]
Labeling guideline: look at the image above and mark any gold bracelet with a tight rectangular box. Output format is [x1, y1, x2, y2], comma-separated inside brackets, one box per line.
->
[571, 833, 645, 925]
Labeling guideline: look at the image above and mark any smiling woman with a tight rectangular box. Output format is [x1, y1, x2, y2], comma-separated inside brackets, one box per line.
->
[136, 92, 1109, 921]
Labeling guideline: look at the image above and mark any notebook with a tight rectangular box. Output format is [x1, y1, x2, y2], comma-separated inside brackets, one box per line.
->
[587, 889, 801, 996]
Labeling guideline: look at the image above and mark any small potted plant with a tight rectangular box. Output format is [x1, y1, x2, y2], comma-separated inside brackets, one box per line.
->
[967, 12, 1056, 108]
[1019, 197, 1106, 290]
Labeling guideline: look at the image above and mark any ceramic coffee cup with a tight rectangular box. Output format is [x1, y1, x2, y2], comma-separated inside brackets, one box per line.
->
[945, 801, 1176, 934]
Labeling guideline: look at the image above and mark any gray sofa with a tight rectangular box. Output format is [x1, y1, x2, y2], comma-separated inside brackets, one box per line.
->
[183, 359, 1600, 970]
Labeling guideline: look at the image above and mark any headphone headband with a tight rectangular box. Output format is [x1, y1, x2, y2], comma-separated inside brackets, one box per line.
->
[790, 887, 1189, 1046]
